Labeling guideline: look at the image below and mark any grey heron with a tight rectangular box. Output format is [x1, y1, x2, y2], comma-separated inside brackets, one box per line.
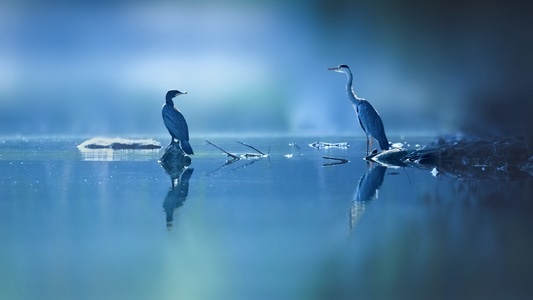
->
[328, 64, 390, 154]
[162, 90, 194, 155]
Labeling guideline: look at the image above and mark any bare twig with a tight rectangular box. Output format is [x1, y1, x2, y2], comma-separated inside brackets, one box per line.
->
[236, 141, 266, 155]
[205, 140, 240, 160]
[240, 153, 264, 159]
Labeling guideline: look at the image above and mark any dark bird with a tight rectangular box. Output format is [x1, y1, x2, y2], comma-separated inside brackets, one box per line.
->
[162, 90, 194, 155]
[328, 64, 390, 154]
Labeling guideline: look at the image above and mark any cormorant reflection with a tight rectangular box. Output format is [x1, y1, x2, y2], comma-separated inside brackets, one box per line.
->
[350, 162, 387, 232]
[162, 168, 194, 229]
[159, 144, 194, 229]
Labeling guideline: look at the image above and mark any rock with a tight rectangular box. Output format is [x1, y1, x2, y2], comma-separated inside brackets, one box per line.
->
[78, 137, 161, 150]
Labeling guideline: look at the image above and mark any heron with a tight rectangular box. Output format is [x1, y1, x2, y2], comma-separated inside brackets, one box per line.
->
[328, 64, 390, 154]
[162, 90, 194, 155]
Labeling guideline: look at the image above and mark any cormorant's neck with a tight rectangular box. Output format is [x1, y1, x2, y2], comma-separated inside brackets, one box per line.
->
[345, 70, 361, 104]
[165, 97, 174, 105]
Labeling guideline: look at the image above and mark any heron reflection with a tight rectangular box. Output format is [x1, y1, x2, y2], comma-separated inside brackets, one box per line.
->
[159, 143, 194, 229]
[350, 163, 387, 232]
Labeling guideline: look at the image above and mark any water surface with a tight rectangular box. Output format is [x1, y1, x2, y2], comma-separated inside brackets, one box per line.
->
[1, 137, 532, 300]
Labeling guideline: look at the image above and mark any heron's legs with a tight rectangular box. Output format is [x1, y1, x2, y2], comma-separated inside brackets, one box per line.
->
[366, 134, 370, 155]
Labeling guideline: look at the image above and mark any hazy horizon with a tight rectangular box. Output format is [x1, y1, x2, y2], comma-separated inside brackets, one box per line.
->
[1, 1, 531, 137]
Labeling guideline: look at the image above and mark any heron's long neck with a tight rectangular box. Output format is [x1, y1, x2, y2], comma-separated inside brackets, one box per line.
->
[345, 71, 361, 104]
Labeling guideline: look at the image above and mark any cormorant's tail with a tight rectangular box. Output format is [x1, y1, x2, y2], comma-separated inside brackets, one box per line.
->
[378, 135, 390, 151]
[180, 139, 194, 155]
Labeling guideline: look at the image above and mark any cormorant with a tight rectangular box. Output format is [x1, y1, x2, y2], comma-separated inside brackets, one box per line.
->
[162, 90, 194, 155]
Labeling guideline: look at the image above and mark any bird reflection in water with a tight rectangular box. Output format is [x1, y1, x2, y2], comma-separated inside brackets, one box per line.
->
[350, 162, 387, 232]
[159, 143, 194, 230]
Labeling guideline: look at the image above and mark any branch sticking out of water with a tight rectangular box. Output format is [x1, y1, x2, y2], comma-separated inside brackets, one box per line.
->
[205, 140, 239, 160]
[237, 141, 266, 155]
[236, 141, 270, 160]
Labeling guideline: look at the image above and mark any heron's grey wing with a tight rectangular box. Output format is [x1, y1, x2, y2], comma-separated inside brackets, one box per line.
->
[357, 101, 387, 141]
[356, 111, 366, 133]
[163, 107, 190, 141]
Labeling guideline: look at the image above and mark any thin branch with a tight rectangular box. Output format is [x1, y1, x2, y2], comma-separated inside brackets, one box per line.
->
[205, 140, 240, 160]
[236, 141, 266, 155]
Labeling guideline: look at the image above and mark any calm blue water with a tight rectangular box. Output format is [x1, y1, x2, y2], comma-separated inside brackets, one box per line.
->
[1, 137, 532, 300]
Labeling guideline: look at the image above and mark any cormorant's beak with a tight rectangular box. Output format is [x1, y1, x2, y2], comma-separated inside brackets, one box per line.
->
[180, 91, 188, 95]
[327, 66, 340, 72]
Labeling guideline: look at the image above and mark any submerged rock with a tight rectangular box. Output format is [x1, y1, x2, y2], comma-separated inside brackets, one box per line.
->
[519, 156, 533, 177]
[78, 137, 161, 150]
[404, 137, 533, 179]
[365, 148, 411, 168]
[159, 142, 192, 182]
[362, 136, 532, 179]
